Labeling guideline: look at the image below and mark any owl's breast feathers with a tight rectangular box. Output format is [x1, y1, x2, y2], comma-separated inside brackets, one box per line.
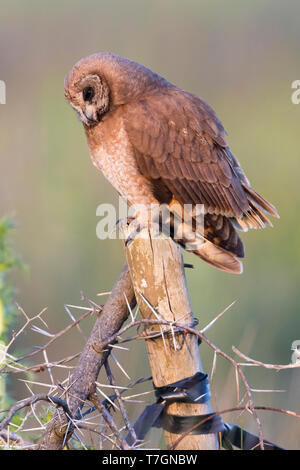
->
[85, 111, 158, 207]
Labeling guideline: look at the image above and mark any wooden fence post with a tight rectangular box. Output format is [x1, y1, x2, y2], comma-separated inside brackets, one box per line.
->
[124, 227, 219, 450]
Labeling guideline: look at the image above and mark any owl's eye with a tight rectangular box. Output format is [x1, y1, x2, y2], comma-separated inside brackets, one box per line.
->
[83, 86, 95, 102]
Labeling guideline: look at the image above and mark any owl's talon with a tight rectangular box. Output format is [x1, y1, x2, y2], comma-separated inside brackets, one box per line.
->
[124, 220, 143, 246]
[124, 214, 153, 245]
[116, 217, 135, 230]
[115, 216, 145, 245]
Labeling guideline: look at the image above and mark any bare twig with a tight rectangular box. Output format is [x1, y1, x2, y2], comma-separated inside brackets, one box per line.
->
[104, 360, 137, 445]
[232, 346, 300, 370]
[89, 394, 131, 450]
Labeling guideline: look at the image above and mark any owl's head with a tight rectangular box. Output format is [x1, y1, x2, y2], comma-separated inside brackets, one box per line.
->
[65, 53, 170, 127]
[64, 69, 110, 127]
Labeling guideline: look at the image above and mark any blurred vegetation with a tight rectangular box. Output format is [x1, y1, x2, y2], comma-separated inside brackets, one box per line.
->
[0, 0, 299, 448]
[0, 217, 25, 409]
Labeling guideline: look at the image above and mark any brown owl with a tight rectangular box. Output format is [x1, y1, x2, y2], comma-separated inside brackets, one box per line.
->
[64, 53, 279, 274]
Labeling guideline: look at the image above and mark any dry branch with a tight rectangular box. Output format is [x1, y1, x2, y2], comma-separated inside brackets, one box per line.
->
[0, 394, 71, 432]
[36, 264, 136, 450]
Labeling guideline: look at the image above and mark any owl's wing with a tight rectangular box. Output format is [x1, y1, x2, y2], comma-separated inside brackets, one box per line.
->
[123, 88, 278, 230]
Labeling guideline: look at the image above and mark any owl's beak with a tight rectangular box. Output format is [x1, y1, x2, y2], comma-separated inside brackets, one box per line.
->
[84, 106, 97, 122]
[82, 106, 98, 126]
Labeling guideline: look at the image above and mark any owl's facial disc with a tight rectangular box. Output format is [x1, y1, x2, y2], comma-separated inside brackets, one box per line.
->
[70, 74, 110, 127]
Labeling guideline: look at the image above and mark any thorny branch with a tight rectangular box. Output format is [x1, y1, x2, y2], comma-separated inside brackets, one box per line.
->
[0, 394, 71, 432]
[0, 429, 32, 448]
[36, 263, 136, 450]
[0, 265, 299, 450]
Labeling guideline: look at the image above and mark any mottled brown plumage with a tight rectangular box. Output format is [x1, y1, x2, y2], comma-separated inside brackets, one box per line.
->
[64, 53, 279, 274]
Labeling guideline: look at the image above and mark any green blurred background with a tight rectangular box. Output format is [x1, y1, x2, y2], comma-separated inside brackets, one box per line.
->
[0, 0, 299, 449]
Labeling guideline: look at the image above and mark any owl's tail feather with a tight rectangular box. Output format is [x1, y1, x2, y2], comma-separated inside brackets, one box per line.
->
[232, 185, 279, 232]
[168, 202, 244, 274]
[165, 189, 278, 274]
[189, 241, 243, 274]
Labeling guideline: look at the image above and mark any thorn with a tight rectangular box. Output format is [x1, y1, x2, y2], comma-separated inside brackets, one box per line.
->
[64, 305, 76, 322]
[160, 327, 167, 353]
[96, 291, 112, 297]
[95, 382, 129, 390]
[201, 301, 236, 334]
[124, 293, 134, 323]
[170, 324, 178, 351]
[108, 344, 129, 351]
[111, 353, 131, 380]
[65, 304, 91, 311]
[139, 292, 164, 321]
[31, 326, 54, 338]
[211, 351, 217, 382]
[96, 388, 120, 411]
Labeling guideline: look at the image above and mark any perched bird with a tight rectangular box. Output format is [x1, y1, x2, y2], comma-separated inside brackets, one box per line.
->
[64, 53, 278, 274]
